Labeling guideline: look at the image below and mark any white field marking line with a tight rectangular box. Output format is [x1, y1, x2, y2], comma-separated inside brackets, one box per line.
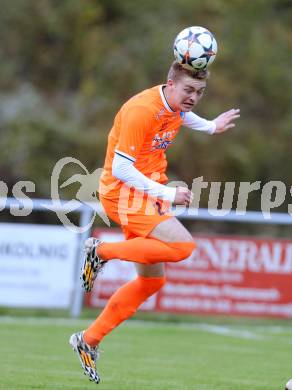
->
[189, 323, 263, 340]
[123, 320, 291, 340]
[123, 320, 264, 340]
[251, 325, 292, 334]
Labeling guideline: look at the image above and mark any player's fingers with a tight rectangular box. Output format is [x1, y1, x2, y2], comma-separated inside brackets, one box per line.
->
[225, 123, 236, 130]
[179, 187, 189, 194]
[225, 108, 240, 115]
[222, 116, 238, 125]
[227, 112, 240, 120]
[186, 188, 192, 195]
[185, 193, 191, 202]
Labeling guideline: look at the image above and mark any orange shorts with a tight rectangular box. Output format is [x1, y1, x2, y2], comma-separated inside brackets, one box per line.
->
[99, 189, 173, 240]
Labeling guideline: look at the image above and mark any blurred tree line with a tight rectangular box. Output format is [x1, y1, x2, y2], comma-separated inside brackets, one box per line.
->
[1, 0, 292, 223]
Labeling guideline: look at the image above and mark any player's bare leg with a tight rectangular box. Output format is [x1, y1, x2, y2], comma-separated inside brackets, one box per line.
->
[135, 262, 165, 278]
[149, 216, 194, 243]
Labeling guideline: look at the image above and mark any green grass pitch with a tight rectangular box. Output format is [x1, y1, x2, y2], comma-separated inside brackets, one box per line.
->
[0, 316, 291, 389]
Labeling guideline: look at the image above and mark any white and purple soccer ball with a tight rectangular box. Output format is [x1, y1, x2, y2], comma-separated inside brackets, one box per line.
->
[173, 26, 218, 70]
[286, 379, 292, 390]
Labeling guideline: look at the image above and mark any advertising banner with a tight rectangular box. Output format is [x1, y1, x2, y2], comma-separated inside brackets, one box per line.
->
[86, 229, 292, 318]
[0, 223, 78, 308]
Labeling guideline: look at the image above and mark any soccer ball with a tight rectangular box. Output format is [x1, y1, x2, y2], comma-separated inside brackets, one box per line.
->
[173, 26, 218, 70]
[286, 379, 292, 389]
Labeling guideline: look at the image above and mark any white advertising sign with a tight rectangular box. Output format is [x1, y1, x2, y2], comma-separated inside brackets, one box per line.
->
[0, 223, 78, 308]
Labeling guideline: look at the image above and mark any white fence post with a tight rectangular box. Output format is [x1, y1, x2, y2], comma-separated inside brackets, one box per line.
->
[70, 208, 93, 318]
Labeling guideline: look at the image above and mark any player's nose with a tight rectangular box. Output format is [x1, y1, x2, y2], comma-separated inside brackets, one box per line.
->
[190, 92, 199, 103]
[189, 94, 198, 104]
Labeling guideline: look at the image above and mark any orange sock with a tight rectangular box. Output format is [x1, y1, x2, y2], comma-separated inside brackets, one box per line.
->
[97, 237, 195, 264]
[84, 276, 166, 346]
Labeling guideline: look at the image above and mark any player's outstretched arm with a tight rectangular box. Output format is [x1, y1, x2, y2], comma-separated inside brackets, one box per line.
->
[213, 108, 240, 134]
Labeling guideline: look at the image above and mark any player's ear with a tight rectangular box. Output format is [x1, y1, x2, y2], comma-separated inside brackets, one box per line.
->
[167, 79, 174, 87]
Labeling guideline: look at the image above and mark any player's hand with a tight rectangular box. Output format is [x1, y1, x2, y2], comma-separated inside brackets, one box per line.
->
[213, 108, 240, 134]
[173, 187, 193, 206]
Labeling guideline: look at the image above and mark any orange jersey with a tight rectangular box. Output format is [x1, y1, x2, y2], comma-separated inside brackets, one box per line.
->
[100, 85, 183, 199]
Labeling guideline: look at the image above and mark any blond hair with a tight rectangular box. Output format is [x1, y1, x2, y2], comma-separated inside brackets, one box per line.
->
[167, 61, 209, 82]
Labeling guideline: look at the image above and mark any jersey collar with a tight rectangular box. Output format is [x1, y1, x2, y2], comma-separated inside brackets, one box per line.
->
[159, 85, 175, 113]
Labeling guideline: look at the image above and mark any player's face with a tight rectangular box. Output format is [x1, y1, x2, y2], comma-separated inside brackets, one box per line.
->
[167, 76, 206, 112]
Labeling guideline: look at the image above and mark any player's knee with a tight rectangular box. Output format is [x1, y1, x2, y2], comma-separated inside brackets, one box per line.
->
[138, 275, 166, 295]
[177, 241, 196, 260]
[168, 241, 196, 262]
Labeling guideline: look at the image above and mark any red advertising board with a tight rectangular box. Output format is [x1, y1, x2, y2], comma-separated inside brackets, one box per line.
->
[85, 229, 292, 318]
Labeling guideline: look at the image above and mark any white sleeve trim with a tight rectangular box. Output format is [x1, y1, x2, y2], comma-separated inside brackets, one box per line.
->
[112, 152, 176, 202]
[183, 111, 216, 134]
[114, 149, 136, 162]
